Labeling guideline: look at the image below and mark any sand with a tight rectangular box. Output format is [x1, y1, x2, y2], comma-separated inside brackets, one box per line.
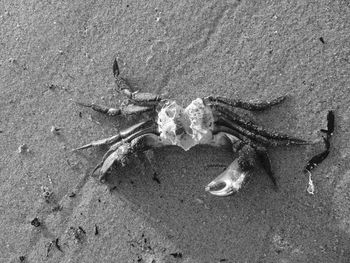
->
[1, 1, 350, 262]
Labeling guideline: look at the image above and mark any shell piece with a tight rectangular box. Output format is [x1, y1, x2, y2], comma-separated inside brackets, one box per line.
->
[185, 98, 214, 144]
[157, 100, 190, 148]
[157, 99, 214, 151]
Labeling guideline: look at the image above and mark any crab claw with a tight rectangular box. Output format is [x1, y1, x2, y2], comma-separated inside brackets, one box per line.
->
[205, 159, 249, 196]
[206, 144, 257, 196]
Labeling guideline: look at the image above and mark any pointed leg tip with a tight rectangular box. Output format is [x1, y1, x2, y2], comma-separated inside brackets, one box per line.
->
[271, 181, 279, 191]
[113, 58, 120, 77]
[72, 144, 91, 151]
[70, 98, 82, 106]
[98, 172, 108, 183]
[277, 95, 287, 102]
[71, 147, 83, 152]
[91, 162, 103, 175]
[99, 177, 106, 183]
[71, 100, 91, 108]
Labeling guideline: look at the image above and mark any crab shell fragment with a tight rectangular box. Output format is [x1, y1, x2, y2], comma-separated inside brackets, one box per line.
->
[157, 98, 215, 150]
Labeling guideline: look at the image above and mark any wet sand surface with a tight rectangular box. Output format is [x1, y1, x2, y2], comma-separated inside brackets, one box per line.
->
[1, 1, 350, 262]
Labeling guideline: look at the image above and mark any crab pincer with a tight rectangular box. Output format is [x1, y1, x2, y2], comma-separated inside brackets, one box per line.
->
[205, 144, 257, 196]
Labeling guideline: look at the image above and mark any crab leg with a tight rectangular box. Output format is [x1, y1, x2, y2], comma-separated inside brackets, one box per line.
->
[112, 58, 133, 98]
[213, 125, 260, 147]
[255, 147, 277, 187]
[73, 100, 155, 116]
[73, 120, 156, 151]
[74, 59, 162, 117]
[91, 126, 159, 179]
[204, 95, 286, 111]
[214, 104, 308, 143]
[113, 59, 162, 106]
[214, 108, 308, 146]
[97, 133, 164, 182]
[215, 114, 275, 146]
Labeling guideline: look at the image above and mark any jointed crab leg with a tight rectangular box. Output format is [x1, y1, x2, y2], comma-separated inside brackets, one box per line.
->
[213, 104, 308, 144]
[73, 120, 156, 151]
[112, 58, 133, 98]
[74, 100, 154, 116]
[213, 125, 259, 147]
[91, 126, 159, 179]
[215, 114, 277, 146]
[113, 59, 162, 106]
[97, 133, 164, 182]
[204, 95, 286, 111]
[214, 108, 308, 146]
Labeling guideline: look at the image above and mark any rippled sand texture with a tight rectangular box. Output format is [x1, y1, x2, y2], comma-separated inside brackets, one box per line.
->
[1, 1, 350, 262]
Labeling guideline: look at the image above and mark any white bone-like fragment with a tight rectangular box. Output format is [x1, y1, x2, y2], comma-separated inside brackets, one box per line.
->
[185, 98, 214, 143]
[157, 99, 214, 151]
[306, 170, 315, 195]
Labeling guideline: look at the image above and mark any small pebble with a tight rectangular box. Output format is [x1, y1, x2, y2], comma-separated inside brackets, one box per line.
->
[195, 198, 204, 204]
[170, 252, 183, 258]
[18, 144, 29, 153]
[51, 126, 61, 135]
[41, 186, 53, 203]
[31, 218, 41, 227]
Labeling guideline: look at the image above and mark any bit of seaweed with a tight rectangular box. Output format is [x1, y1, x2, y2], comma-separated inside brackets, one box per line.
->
[303, 111, 334, 194]
[304, 111, 334, 174]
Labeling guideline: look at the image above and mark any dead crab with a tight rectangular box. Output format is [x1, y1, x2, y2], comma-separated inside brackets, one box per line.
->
[73, 59, 310, 197]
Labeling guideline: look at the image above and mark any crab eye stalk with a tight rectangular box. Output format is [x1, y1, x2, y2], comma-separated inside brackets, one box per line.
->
[205, 159, 249, 196]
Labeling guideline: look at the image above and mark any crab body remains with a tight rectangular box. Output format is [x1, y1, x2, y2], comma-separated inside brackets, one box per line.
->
[73, 59, 310, 197]
[157, 98, 215, 150]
